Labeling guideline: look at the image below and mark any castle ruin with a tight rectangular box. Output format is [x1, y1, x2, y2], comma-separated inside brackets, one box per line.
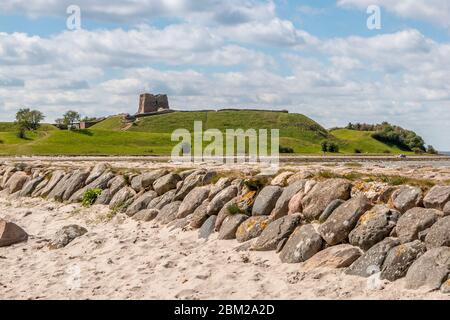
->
[137, 93, 170, 115]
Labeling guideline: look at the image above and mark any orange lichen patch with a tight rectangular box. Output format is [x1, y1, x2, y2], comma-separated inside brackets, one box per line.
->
[358, 210, 378, 225]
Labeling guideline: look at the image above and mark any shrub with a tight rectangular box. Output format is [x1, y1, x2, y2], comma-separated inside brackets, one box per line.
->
[82, 188, 102, 207]
[354, 148, 362, 154]
[427, 145, 438, 155]
[279, 146, 294, 154]
[328, 142, 339, 153]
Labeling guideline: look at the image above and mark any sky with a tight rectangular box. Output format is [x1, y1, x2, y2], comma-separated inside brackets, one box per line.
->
[1, 0, 450, 150]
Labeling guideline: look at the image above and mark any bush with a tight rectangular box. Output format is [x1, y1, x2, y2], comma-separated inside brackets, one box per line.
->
[354, 148, 362, 154]
[427, 145, 438, 155]
[279, 146, 294, 154]
[328, 142, 339, 153]
[0, 139, 3, 144]
[16, 127, 26, 139]
[82, 188, 102, 207]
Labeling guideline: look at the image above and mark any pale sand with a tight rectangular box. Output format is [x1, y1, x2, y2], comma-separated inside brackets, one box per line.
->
[1, 195, 448, 300]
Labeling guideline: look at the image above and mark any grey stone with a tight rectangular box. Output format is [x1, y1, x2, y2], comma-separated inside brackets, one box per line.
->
[19, 176, 44, 197]
[109, 187, 136, 210]
[390, 185, 423, 213]
[405, 247, 450, 291]
[425, 216, 450, 249]
[190, 200, 210, 229]
[35, 170, 65, 197]
[444, 201, 450, 216]
[61, 170, 90, 201]
[423, 186, 450, 210]
[279, 224, 323, 263]
[441, 276, 450, 294]
[148, 190, 176, 210]
[49, 225, 87, 249]
[199, 215, 217, 240]
[108, 175, 127, 195]
[215, 198, 238, 231]
[174, 170, 207, 201]
[346, 237, 400, 277]
[269, 181, 306, 220]
[6, 172, 29, 194]
[252, 185, 283, 216]
[69, 171, 115, 203]
[207, 185, 238, 216]
[395, 207, 439, 243]
[236, 216, 269, 243]
[95, 189, 112, 205]
[380, 240, 426, 281]
[47, 172, 73, 200]
[252, 215, 301, 251]
[208, 177, 233, 200]
[271, 171, 294, 186]
[126, 191, 158, 216]
[153, 173, 181, 196]
[31, 177, 49, 197]
[301, 179, 352, 221]
[177, 186, 210, 219]
[0, 219, 28, 247]
[349, 205, 400, 251]
[155, 201, 182, 225]
[133, 209, 160, 222]
[85, 163, 108, 185]
[319, 199, 345, 223]
[302, 244, 362, 271]
[218, 214, 248, 240]
[319, 195, 372, 246]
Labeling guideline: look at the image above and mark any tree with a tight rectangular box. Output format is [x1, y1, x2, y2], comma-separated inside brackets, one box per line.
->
[427, 145, 438, 155]
[62, 111, 81, 127]
[321, 141, 328, 154]
[328, 142, 340, 153]
[15, 108, 44, 131]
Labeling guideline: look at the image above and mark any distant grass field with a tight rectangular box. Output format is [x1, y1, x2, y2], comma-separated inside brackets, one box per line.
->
[0, 111, 415, 155]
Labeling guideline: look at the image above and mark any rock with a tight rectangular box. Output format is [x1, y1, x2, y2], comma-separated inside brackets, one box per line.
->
[174, 170, 206, 201]
[252, 186, 283, 216]
[130, 169, 168, 192]
[61, 170, 90, 201]
[208, 177, 233, 200]
[1, 166, 16, 189]
[319, 195, 372, 246]
[215, 198, 238, 231]
[95, 189, 112, 205]
[153, 173, 181, 196]
[177, 186, 210, 219]
[35, 170, 65, 197]
[423, 186, 450, 210]
[425, 216, 450, 249]
[346, 237, 400, 277]
[154, 201, 182, 225]
[270, 181, 306, 221]
[252, 215, 301, 251]
[390, 185, 423, 213]
[349, 205, 400, 251]
[287, 171, 314, 185]
[109, 187, 136, 210]
[126, 191, 158, 217]
[441, 276, 450, 294]
[395, 207, 439, 243]
[19, 176, 44, 197]
[270, 171, 294, 186]
[148, 190, 176, 210]
[319, 199, 345, 223]
[405, 247, 450, 290]
[301, 244, 362, 271]
[47, 173, 73, 200]
[31, 177, 49, 197]
[199, 215, 217, 240]
[218, 214, 248, 240]
[179, 169, 196, 180]
[444, 201, 450, 216]
[133, 209, 160, 222]
[49, 225, 87, 249]
[0, 219, 28, 247]
[130, 175, 144, 192]
[108, 175, 127, 195]
[69, 171, 115, 203]
[207, 185, 238, 216]
[85, 163, 108, 185]
[288, 191, 304, 215]
[279, 224, 323, 263]
[236, 216, 269, 243]
[6, 172, 29, 194]
[301, 179, 352, 221]
[380, 240, 426, 281]
[190, 200, 210, 229]
[276, 238, 287, 253]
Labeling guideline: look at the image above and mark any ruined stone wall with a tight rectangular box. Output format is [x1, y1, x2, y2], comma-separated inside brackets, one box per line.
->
[1, 163, 449, 292]
[138, 93, 169, 114]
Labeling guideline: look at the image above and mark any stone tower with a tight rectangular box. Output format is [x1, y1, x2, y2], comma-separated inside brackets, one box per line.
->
[137, 93, 169, 114]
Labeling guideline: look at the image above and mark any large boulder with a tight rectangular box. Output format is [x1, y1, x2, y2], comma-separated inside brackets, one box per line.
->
[95, 189, 113, 205]
[35, 170, 65, 197]
[177, 186, 210, 219]
[6, 171, 29, 194]
[235, 216, 269, 243]
[19, 176, 44, 197]
[443, 201, 450, 216]
[69, 171, 115, 203]
[390, 185, 423, 213]
[288, 191, 304, 215]
[209, 177, 233, 200]
[49, 225, 87, 249]
[0, 219, 28, 247]
[218, 214, 248, 240]
[85, 163, 108, 185]
[405, 247, 450, 291]
[153, 173, 181, 196]
[269, 181, 306, 221]
[349, 205, 400, 251]
[346, 237, 400, 277]
[207, 185, 238, 216]
[301, 179, 352, 221]
[279, 224, 323, 263]
[61, 170, 90, 201]
[301, 244, 362, 271]
[148, 190, 177, 210]
[270, 171, 294, 186]
[380, 240, 426, 281]
[133, 209, 159, 222]
[251, 186, 283, 216]
[31, 177, 49, 197]
[395, 207, 439, 243]
[319, 195, 372, 246]
[1, 166, 16, 189]
[154, 201, 182, 225]
[199, 215, 217, 240]
[174, 170, 207, 201]
[214, 198, 238, 231]
[318, 199, 345, 223]
[423, 186, 450, 210]
[108, 175, 127, 195]
[47, 173, 73, 200]
[190, 200, 210, 229]
[109, 187, 136, 210]
[424, 216, 450, 249]
[126, 191, 158, 217]
[252, 215, 300, 251]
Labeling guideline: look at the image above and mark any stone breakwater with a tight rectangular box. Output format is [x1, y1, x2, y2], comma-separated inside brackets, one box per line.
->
[1, 163, 450, 295]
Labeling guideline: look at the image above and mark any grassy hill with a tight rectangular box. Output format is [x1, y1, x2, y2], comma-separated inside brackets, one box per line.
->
[0, 111, 414, 156]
